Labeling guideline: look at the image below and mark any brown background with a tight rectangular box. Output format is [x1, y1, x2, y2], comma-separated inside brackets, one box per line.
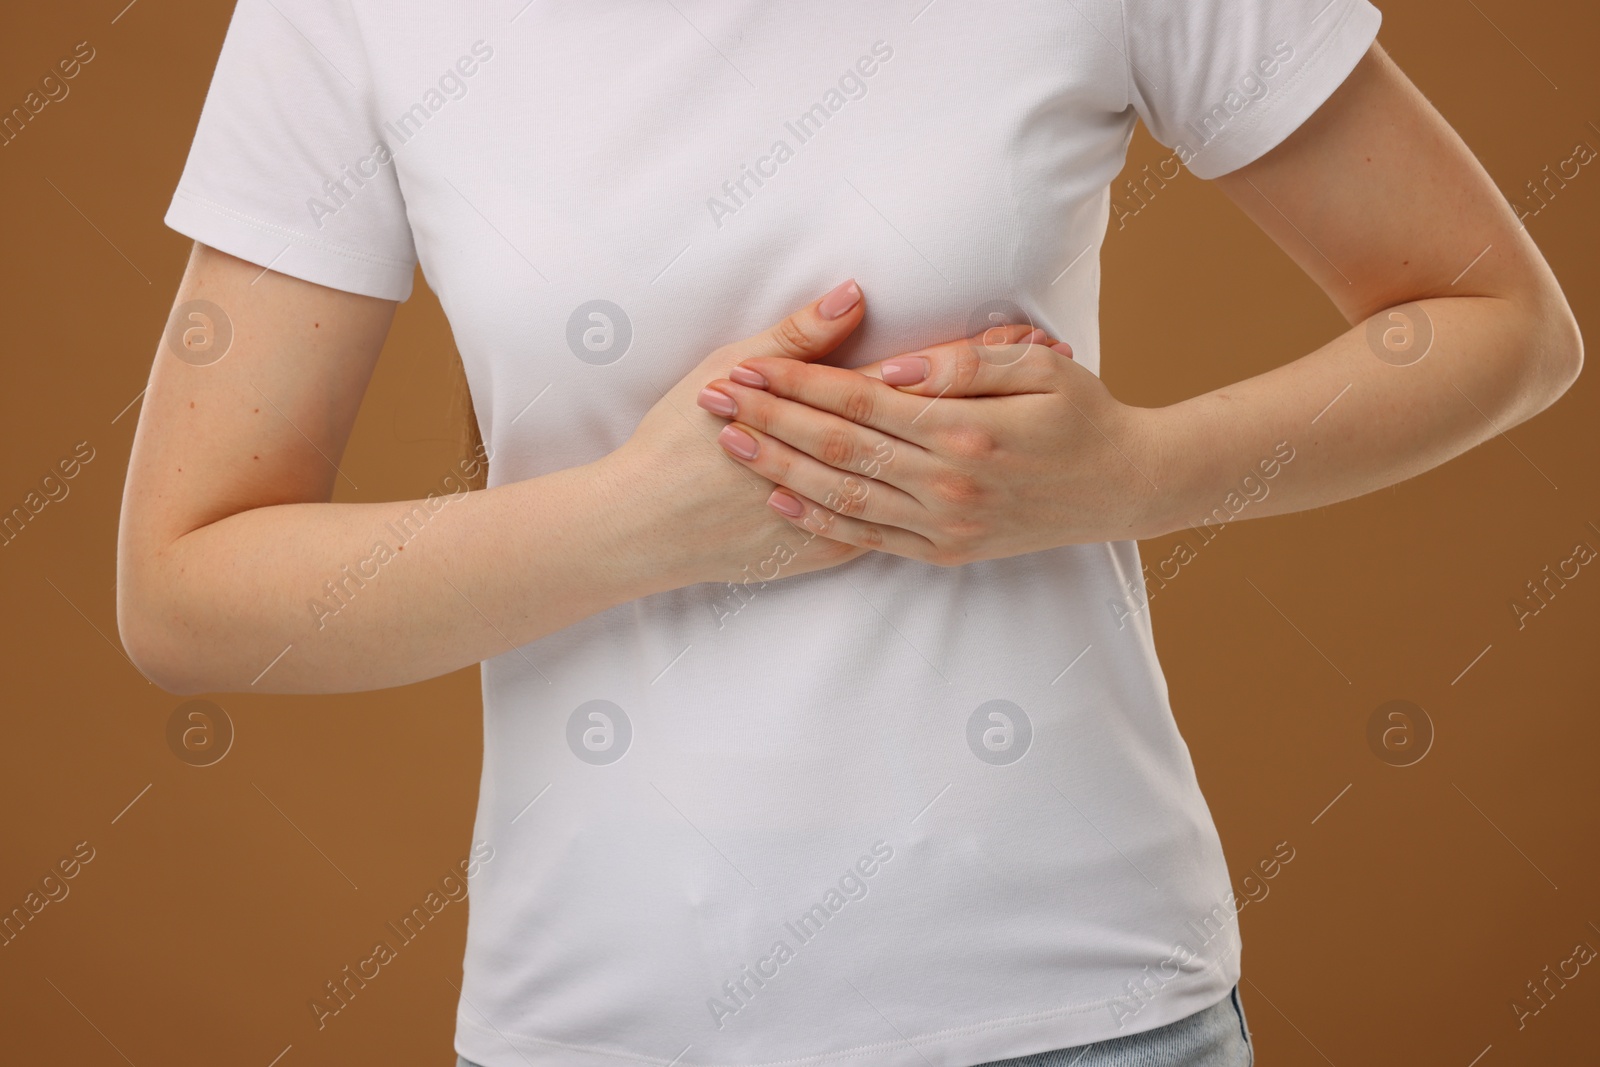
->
[1, 2, 1596, 1064]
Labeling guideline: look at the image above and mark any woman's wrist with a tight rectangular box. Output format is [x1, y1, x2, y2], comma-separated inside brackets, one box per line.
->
[1133, 400, 1229, 544]
[579, 447, 707, 597]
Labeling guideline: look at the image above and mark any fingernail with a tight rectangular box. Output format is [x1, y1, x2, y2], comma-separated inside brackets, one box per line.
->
[768, 490, 805, 517]
[719, 424, 758, 459]
[729, 365, 768, 388]
[1023, 329, 1047, 345]
[818, 279, 862, 320]
[881, 356, 929, 385]
[697, 387, 737, 416]
[1051, 342, 1075, 359]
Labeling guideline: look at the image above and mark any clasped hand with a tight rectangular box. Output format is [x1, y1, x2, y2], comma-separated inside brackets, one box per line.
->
[695, 320, 1168, 566]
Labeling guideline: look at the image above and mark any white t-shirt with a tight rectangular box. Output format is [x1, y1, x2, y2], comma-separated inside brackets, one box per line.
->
[166, 2, 1380, 1063]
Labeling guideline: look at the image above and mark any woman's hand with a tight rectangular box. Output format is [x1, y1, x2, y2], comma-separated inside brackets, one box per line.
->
[603, 280, 877, 588]
[693, 324, 1166, 566]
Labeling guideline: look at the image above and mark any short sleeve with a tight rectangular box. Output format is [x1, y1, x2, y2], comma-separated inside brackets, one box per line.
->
[1122, 0, 1382, 180]
[164, 0, 418, 300]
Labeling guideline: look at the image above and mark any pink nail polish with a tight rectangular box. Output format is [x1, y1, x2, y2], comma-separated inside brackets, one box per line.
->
[698, 387, 737, 416]
[1051, 342, 1075, 359]
[881, 356, 929, 385]
[818, 279, 862, 320]
[719, 424, 758, 459]
[768, 490, 804, 517]
[729, 365, 768, 388]
[1023, 329, 1047, 345]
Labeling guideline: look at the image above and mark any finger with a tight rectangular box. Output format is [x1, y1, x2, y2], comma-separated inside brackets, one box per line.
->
[865, 332, 1075, 398]
[711, 360, 937, 445]
[725, 345, 1050, 448]
[728, 278, 865, 364]
[698, 378, 930, 493]
[734, 326, 1073, 409]
[765, 484, 941, 564]
[711, 419, 931, 534]
[864, 323, 1062, 382]
[724, 322, 1039, 394]
[851, 324, 1067, 384]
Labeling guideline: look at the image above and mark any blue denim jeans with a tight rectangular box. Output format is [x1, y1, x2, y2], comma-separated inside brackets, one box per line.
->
[455, 983, 1254, 1066]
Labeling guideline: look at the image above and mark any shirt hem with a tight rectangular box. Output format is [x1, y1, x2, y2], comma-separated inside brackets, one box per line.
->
[453, 963, 1239, 1067]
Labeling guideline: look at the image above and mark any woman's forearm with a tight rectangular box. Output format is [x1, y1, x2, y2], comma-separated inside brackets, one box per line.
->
[119, 454, 681, 695]
[119, 266, 878, 696]
[1141, 291, 1583, 540]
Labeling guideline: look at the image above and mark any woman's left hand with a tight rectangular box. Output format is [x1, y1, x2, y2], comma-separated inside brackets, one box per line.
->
[694, 325, 1170, 566]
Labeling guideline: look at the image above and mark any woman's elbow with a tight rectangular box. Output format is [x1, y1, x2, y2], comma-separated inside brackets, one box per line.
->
[1545, 300, 1584, 401]
[1509, 287, 1583, 421]
[116, 568, 208, 696]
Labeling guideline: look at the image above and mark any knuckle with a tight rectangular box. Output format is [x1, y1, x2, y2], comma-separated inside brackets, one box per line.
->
[832, 489, 870, 518]
[857, 523, 885, 550]
[832, 481, 869, 517]
[840, 385, 876, 427]
[770, 315, 816, 358]
[818, 427, 858, 470]
[939, 425, 998, 461]
[930, 468, 984, 507]
[954, 341, 987, 383]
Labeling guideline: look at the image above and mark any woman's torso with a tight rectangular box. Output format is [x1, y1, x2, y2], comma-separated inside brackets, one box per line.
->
[360, 3, 1239, 1063]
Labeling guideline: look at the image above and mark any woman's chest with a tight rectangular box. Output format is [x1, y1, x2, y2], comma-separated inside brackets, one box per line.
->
[358, 1, 1132, 476]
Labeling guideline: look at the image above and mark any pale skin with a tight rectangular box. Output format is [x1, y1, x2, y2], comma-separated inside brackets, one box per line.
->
[118, 41, 1580, 695]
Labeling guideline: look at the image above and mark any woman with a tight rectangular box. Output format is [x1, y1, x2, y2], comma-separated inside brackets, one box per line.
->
[119, 1, 1581, 1065]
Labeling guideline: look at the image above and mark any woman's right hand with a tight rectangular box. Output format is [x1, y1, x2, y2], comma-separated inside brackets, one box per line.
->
[604, 280, 875, 588]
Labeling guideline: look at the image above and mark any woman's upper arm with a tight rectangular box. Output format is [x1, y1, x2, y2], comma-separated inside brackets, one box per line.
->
[1211, 41, 1582, 370]
[119, 240, 397, 568]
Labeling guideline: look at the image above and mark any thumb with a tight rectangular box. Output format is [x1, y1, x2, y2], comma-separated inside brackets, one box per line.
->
[730, 279, 865, 364]
[856, 325, 1075, 398]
